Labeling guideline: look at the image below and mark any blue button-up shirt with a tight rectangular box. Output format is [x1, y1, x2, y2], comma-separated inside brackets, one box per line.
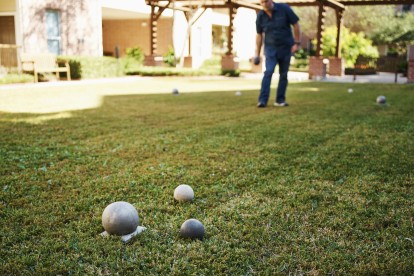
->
[256, 3, 299, 49]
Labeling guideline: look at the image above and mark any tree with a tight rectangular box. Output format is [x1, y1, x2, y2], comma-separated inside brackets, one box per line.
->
[294, 5, 414, 57]
[318, 26, 379, 67]
[370, 12, 414, 54]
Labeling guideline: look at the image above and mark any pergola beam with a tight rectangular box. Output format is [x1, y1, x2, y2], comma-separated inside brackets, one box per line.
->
[143, 0, 414, 69]
[339, 0, 414, 5]
[319, 0, 345, 10]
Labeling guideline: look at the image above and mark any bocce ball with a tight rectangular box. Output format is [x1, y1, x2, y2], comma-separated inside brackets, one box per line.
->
[102, 201, 139, 236]
[235, 91, 242, 96]
[179, 218, 205, 239]
[347, 88, 353, 93]
[174, 184, 194, 202]
[376, 95, 386, 104]
[172, 88, 179, 95]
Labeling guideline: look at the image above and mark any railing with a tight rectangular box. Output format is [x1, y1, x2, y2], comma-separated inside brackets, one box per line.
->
[350, 55, 407, 83]
[0, 44, 21, 73]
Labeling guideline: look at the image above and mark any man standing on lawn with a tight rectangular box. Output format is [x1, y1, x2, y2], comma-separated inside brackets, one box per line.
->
[254, 0, 301, 108]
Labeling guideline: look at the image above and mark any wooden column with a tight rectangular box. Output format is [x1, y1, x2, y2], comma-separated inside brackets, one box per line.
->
[184, 12, 192, 56]
[335, 9, 343, 58]
[226, 5, 237, 55]
[316, 4, 327, 57]
[145, 1, 167, 66]
[149, 5, 166, 56]
[221, 4, 238, 70]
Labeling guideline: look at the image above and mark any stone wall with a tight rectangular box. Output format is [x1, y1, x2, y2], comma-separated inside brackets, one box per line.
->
[328, 57, 344, 76]
[408, 60, 414, 84]
[309, 56, 344, 79]
[308, 57, 324, 80]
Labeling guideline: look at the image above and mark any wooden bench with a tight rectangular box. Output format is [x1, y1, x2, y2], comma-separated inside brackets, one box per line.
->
[21, 53, 71, 83]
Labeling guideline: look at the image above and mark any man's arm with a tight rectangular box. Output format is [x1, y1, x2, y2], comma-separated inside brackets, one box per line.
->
[256, 33, 263, 57]
[291, 22, 301, 53]
[254, 33, 263, 65]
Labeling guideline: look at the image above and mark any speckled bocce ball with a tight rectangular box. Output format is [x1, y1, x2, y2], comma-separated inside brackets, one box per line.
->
[102, 201, 139, 236]
[174, 184, 194, 202]
[172, 88, 179, 95]
[180, 219, 205, 239]
[376, 95, 386, 104]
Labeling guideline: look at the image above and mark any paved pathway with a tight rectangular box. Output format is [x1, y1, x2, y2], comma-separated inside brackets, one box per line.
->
[258, 71, 408, 84]
[0, 71, 409, 114]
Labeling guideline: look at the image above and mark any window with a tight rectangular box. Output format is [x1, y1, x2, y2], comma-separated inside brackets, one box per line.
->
[402, 5, 412, 12]
[46, 10, 61, 55]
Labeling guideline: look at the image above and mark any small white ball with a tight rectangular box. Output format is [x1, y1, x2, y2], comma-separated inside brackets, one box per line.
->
[174, 184, 194, 201]
[172, 88, 179, 95]
[348, 88, 353, 93]
[376, 95, 386, 104]
[102, 201, 139, 236]
[180, 218, 205, 239]
[235, 91, 242, 96]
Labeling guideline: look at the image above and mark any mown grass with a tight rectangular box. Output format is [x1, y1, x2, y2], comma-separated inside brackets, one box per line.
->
[0, 82, 413, 274]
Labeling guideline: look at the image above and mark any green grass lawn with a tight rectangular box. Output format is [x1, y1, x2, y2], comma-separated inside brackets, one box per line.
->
[1, 82, 413, 274]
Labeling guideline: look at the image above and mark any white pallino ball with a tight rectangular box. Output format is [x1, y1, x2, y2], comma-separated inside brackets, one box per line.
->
[180, 218, 205, 239]
[174, 184, 194, 202]
[376, 95, 386, 104]
[102, 201, 139, 236]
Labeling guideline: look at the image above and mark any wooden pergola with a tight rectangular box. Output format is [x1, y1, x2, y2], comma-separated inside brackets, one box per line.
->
[144, 0, 414, 71]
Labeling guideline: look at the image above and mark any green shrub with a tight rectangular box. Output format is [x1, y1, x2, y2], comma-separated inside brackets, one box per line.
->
[221, 69, 240, 77]
[0, 73, 34, 84]
[294, 49, 309, 60]
[126, 46, 144, 64]
[126, 66, 215, 77]
[316, 26, 379, 67]
[121, 56, 143, 73]
[57, 57, 82, 79]
[398, 60, 408, 75]
[163, 46, 177, 67]
[200, 56, 221, 70]
[84, 56, 123, 78]
[67, 59, 82, 79]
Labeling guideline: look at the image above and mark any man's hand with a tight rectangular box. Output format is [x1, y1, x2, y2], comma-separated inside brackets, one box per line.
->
[291, 43, 299, 53]
[253, 56, 261, 65]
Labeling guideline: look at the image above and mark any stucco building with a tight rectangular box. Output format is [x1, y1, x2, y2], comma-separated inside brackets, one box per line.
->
[0, 0, 257, 69]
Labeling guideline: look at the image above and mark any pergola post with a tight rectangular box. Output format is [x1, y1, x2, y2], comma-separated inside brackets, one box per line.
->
[335, 9, 343, 58]
[221, 4, 239, 70]
[309, 3, 327, 79]
[182, 8, 207, 68]
[316, 3, 326, 57]
[144, 1, 167, 66]
[328, 9, 344, 76]
[183, 11, 193, 68]
[407, 45, 414, 83]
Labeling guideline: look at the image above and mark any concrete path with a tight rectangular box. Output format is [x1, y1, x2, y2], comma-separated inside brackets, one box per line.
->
[0, 71, 409, 115]
[269, 71, 408, 84]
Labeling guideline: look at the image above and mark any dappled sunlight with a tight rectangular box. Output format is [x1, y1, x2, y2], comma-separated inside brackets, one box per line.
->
[0, 88, 103, 114]
[0, 111, 73, 124]
[0, 76, 260, 114]
[297, 87, 320, 92]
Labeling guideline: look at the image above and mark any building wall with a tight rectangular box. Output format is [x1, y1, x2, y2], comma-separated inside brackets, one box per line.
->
[19, 0, 102, 56]
[11, 0, 257, 67]
[102, 18, 173, 57]
[188, 9, 213, 68]
[233, 8, 256, 59]
[0, 0, 15, 12]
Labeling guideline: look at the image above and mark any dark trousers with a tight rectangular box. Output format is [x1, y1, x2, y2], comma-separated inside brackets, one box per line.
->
[258, 47, 292, 105]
